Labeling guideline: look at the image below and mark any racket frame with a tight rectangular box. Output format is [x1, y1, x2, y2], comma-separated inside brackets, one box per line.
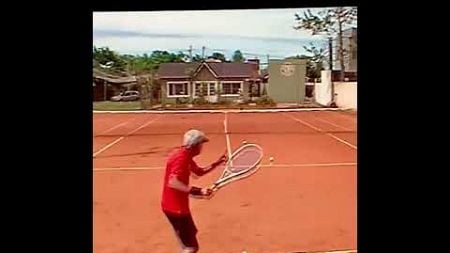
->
[211, 143, 263, 191]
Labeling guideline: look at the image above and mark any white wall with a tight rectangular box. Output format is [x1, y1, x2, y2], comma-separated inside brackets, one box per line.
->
[335, 82, 357, 109]
[315, 70, 357, 109]
[315, 70, 332, 106]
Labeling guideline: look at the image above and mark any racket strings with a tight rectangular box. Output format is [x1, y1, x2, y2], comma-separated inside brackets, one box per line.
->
[212, 144, 263, 189]
[228, 147, 263, 173]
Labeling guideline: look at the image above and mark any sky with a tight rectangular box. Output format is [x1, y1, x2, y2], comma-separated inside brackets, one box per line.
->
[93, 8, 355, 61]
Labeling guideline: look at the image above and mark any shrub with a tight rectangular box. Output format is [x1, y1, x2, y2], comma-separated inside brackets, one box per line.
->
[255, 95, 276, 106]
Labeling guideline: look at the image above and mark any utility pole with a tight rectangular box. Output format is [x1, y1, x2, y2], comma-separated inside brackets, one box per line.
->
[202, 46, 205, 60]
[188, 45, 193, 62]
[328, 37, 335, 104]
[328, 37, 333, 70]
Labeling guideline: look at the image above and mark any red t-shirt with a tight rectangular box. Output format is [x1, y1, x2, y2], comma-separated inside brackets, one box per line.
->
[161, 147, 204, 215]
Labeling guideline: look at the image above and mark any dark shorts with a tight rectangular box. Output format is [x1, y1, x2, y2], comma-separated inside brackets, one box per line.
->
[164, 211, 199, 248]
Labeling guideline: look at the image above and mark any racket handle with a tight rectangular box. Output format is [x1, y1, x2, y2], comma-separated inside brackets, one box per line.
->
[209, 184, 219, 192]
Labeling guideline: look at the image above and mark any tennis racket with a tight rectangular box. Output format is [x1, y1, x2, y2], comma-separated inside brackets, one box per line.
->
[209, 142, 263, 193]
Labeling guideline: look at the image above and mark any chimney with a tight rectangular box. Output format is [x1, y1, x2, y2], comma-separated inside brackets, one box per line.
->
[247, 58, 260, 70]
[246, 59, 260, 78]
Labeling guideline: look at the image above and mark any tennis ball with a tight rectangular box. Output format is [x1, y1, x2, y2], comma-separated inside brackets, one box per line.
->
[242, 140, 248, 145]
[269, 157, 274, 162]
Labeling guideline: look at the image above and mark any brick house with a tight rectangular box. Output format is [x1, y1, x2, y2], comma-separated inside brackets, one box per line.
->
[156, 59, 262, 104]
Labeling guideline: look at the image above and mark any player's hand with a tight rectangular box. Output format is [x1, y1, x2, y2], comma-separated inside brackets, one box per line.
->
[190, 187, 214, 199]
[201, 187, 215, 199]
[201, 187, 214, 196]
[214, 153, 227, 166]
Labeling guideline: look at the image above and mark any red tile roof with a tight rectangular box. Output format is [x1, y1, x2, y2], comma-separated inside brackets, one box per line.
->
[207, 62, 254, 77]
[157, 62, 260, 79]
[157, 63, 201, 78]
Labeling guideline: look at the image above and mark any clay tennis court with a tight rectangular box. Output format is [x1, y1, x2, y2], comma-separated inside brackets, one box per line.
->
[93, 109, 357, 253]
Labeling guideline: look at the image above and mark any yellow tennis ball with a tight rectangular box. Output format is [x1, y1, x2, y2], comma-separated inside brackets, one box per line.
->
[242, 140, 247, 145]
[269, 157, 274, 162]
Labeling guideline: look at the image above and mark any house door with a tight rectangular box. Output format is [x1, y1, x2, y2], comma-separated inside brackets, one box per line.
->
[249, 82, 261, 100]
[206, 82, 217, 103]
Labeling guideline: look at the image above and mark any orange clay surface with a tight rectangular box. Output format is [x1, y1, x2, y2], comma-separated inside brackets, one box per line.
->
[93, 111, 357, 253]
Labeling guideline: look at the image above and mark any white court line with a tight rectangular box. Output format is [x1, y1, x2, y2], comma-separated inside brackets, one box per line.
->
[283, 113, 357, 150]
[92, 137, 125, 158]
[313, 116, 353, 132]
[93, 162, 357, 172]
[290, 250, 356, 253]
[316, 250, 356, 253]
[96, 119, 131, 136]
[327, 134, 358, 150]
[322, 110, 357, 125]
[223, 112, 233, 164]
[93, 107, 350, 114]
[95, 114, 143, 135]
[324, 250, 356, 253]
[93, 116, 160, 158]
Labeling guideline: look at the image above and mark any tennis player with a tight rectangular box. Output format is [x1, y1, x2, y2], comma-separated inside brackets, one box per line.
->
[161, 129, 227, 253]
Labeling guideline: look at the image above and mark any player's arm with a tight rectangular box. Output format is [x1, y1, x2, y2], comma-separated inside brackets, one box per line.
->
[167, 156, 211, 196]
[167, 175, 190, 192]
[191, 154, 227, 176]
[168, 176, 211, 197]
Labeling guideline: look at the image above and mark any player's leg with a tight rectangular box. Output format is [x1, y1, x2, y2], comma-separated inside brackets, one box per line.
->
[164, 212, 199, 253]
[178, 214, 199, 253]
[164, 212, 190, 251]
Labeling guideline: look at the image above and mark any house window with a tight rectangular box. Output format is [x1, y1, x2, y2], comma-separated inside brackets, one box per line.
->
[209, 83, 216, 95]
[194, 82, 216, 96]
[195, 83, 202, 96]
[167, 82, 189, 97]
[221, 82, 242, 96]
[194, 82, 208, 97]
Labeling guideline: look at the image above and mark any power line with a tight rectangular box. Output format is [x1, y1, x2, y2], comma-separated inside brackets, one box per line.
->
[206, 48, 229, 52]
[260, 60, 321, 65]
[169, 46, 335, 62]
[203, 47, 286, 59]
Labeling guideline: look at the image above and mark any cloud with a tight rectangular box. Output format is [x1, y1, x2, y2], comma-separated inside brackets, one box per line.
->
[93, 29, 200, 39]
[92, 8, 330, 40]
[92, 8, 338, 56]
[93, 29, 322, 45]
[230, 35, 320, 44]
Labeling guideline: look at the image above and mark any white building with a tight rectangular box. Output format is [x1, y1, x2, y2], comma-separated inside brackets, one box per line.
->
[333, 27, 357, 72]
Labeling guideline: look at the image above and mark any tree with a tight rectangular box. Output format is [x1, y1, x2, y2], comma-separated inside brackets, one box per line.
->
[232, 50, 245, 62]
[93, 46, 127, 73]
[208, 52, 227, 62]
[94, 48, 187, 74]
[285, 54, 318, 79]
[192, 54, 203, 62]
[294, 7, 357, 103]
[93, 47, 192, 108]
[124, 57, 156, 109]
[150, 50, 186, 64]
[175, 52, 189, 62]
[303, 43, 326, 78]
[127, 56, 154, 75]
